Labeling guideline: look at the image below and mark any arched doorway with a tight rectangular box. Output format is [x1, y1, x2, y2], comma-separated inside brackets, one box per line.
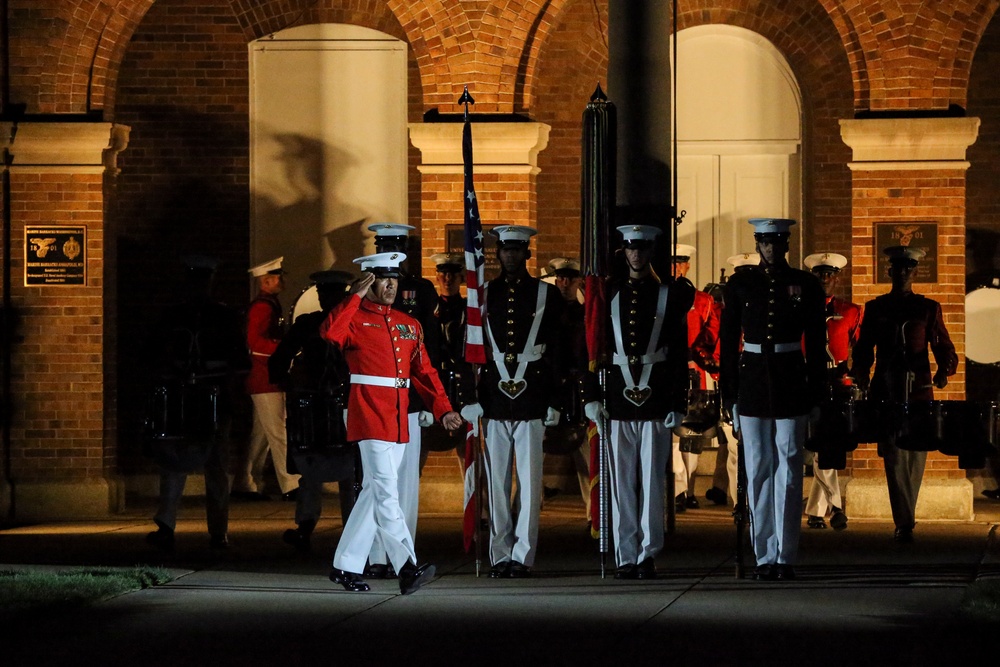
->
[674, 25, 803, 289]
[249, 24, 409, 302]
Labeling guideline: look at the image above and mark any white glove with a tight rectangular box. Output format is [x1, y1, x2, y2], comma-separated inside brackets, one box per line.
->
[730, 404, 741, 435]
[663, 411, 685, 429]
[584, 401, 608, 438]
[460, 403, 484, 437]
[417, 410, 434, 428]
[544, 407, 561, 427]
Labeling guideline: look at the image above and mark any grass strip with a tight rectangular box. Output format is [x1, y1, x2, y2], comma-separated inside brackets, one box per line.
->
[0, 566, 173, 617]
[960, 577, 1000, 622]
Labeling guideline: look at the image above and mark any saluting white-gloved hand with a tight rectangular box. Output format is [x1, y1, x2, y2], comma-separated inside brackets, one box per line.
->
[417, 411, 434, 428]
[584, 401, 609, 438]
[663, 411, 685, 429]
[460, 403, 484, 437]
[544, 407, 561, 427]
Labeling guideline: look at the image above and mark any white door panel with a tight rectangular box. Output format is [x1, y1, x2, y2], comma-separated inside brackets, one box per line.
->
[676, 155, 719, 290]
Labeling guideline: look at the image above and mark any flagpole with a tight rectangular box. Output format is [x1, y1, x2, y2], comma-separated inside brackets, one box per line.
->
[458, 85, 487, 578]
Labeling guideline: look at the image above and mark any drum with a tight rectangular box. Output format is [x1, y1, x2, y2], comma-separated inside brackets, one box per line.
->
[674, 389, 720, 439]
[289, 284, 321, 324]
[966, 278, 1000, 402]
[543, 377, 589, 455]
[285, 387, 348, 454]
[935, 400, 998, 468]
[891, 401, 946, 452]
[142, 380, 220, 472]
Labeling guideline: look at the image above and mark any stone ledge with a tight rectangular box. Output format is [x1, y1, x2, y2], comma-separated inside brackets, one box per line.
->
[13, 478, 125, 521]
[843, 475, 973, 521]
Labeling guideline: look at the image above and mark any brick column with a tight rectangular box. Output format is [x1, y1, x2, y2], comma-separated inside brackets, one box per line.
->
[0, 122, 130, 520]
[407, 120, 550, 512]
[839, 117, 979, 522]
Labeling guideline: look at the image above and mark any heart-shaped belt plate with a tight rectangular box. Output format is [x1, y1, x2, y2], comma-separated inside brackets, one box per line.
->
[499, 379, 527, 399]
[623, 385, 651, 406]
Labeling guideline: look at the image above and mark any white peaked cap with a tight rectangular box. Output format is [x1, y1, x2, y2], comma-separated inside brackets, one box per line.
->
[748, 218, 796, 235]
[616, 224, 662, 243]
[353, 251, 407, 275]
[804, 252, 848, 271]
[491, 225, 538, 244]
[368, 222, 415, 237]
[727, 252, 760, 268]
[248, 256, 284, 277]
[671, 244, 697, 259]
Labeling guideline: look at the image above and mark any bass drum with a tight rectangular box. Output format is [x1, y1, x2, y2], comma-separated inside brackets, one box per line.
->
[966, 278, 1000, 402]
[289, 284, 321, 324]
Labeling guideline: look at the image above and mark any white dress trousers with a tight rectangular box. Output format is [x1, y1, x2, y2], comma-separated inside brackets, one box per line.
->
[483, 418, 544, 567]
[369, 411, 422, 565]
[239, 392, 300, 494]
[608, 419, 670, 566]
[740, 415, 807, 566]
[333, 438, 416, 575]
[805, 466, 842, 518]
[710, 423, 740, 505]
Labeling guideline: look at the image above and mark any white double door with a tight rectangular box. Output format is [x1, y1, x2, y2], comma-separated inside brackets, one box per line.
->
[676, 150, 800, 291]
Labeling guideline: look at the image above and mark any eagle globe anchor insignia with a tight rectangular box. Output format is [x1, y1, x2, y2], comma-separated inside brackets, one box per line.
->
[498, 379, 527, 399]
[624, 386, 652, 406]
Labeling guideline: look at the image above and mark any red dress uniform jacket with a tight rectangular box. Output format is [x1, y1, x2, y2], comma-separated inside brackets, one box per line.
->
[320, 294, 453, 443]
[825, 296, 863, 383]
[245, 292, 283, 395]
[850, 291, 957, 402]
[688, 289, 721, 389]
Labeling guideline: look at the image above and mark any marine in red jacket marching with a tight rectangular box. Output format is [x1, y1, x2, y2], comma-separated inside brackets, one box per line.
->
[232, 256, 300, 501]
[802, 252, 861, 532]
[321, 251, 462, 594]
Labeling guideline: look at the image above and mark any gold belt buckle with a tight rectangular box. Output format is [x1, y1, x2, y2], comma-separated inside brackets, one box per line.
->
[395, 378, 407, 388]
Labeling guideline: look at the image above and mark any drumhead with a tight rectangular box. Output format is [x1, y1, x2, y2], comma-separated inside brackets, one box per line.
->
[290, 284, 321, 323]
[966, 281, 1000, 364]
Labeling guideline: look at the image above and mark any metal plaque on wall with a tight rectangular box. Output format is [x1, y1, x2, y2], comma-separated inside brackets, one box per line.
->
[874, 222, 937, 284]
[446, 224, 500, 282]
[25, 226, 87, 286]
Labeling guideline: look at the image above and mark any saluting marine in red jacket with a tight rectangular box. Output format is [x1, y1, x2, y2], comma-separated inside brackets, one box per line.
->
[321, 251, 462, 595]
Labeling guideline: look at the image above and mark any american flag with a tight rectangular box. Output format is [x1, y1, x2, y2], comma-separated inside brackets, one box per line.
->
[461, 108, 485, 552]
[462, 117, 486, 366]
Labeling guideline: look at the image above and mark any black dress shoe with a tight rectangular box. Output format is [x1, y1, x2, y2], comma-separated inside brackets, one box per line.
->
[983, 489, 1000, 500]
[830, 509, 848, 531]
[508, 561, 532, 578]
[684, 495, 700, 510]
[489, 561, 511, 579]
[705, 486, 727, 505]
[398, 562, 436, 595]
[363, 562, 389, 579]
[775, 564, 796, 581]
[231, 490, 270, 502]
[807, 515, 827, 529]
[329, 568, 370, 592]
[614, 564, 638, 580]
[754, 564, 777, 581]
[674, 494, 687, 513]
[894, 526, 914, 543]
[145, 526, 175, 552]
[636, 557, 657, 580]
[282, 528, 310, 553]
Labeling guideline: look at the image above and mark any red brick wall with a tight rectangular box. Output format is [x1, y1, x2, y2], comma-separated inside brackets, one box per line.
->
[5, 172, 107, 482]
[967, 12, 1000, 279]
[848, 167, 968, 480]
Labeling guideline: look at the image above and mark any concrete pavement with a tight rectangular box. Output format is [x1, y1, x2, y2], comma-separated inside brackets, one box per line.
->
[2, 494, 999, 666]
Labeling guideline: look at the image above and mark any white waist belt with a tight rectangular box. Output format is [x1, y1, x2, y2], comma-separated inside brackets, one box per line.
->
[351, 374, 410, 389]
[743, 342, 800, 354]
